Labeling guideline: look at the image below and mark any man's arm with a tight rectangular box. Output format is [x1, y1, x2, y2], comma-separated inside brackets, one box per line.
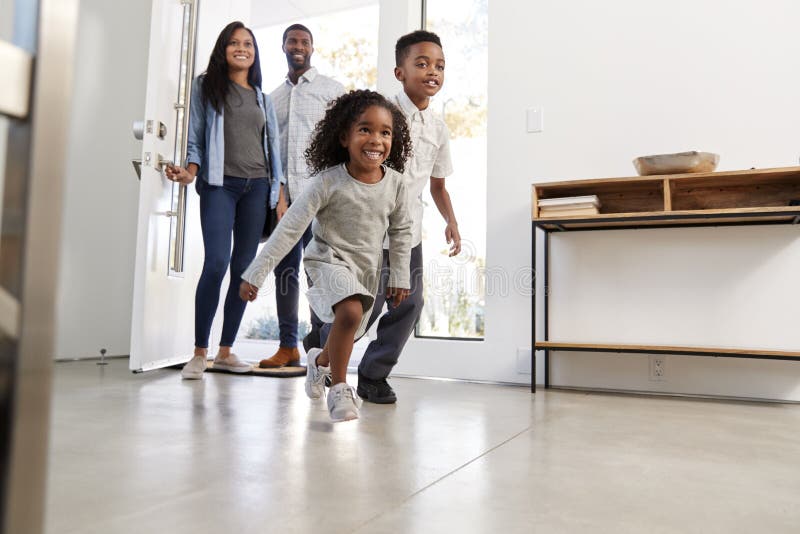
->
[276, 184, 288, 220]
[429, 177, 461, 256]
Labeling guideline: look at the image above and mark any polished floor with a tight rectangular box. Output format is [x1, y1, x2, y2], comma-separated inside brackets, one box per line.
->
[45, 359, 800, 534]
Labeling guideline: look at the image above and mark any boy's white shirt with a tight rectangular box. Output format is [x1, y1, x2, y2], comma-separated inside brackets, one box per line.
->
[385, 90, 454, 249]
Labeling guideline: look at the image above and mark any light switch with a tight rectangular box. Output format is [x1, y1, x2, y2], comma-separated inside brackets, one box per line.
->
[526, 108, 543, 133]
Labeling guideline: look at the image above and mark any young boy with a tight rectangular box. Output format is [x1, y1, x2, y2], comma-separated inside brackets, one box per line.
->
[356, 30, 461, 403]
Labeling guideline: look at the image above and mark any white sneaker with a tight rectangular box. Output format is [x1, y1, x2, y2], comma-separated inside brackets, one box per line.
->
[327, 382, 362, 422]
[181, 355, 207, 380]
[212, 353, 252, 373]
[304, 348, 331, 399]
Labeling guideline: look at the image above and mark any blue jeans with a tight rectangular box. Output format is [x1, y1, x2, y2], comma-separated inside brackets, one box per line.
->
[274, 224, 313, 347]
[195, 176, 268, 348]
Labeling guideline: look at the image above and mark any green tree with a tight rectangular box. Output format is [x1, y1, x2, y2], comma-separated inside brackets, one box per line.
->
[246, 317, 310, 341]
[316, 36, 378, 91]
[429, 0, 488, 139]
[441, 98, 487, 139]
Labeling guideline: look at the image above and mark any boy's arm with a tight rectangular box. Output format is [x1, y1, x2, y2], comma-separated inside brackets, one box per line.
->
[429, 177, 461, 256]
[428, 120, 459, 255]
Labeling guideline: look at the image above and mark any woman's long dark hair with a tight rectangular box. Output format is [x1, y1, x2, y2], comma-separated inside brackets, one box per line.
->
[202, 21, 262, 114]
[305, 90, 412, 175]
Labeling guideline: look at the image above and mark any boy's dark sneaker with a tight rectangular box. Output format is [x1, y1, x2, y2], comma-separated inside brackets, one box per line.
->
[302, 329, 321, 353]
[357, 372, 397, 404]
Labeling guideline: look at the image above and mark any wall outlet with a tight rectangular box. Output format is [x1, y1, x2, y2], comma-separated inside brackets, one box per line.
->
[517, 348, 532, 374]
[649, 355, 666, 381]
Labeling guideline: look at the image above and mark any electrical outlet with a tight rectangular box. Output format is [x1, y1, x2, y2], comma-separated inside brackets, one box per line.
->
[517, 348, 532, 374]
[649, 355, 666, 381]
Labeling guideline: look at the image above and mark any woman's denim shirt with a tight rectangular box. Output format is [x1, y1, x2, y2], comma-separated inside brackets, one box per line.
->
[185, 76, 284, 208]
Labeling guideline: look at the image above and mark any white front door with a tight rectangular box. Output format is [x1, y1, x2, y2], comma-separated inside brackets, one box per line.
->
[129, 0, 203, 372]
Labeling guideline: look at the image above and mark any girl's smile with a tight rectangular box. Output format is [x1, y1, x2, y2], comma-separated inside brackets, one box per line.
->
[341, 106, 394, 184]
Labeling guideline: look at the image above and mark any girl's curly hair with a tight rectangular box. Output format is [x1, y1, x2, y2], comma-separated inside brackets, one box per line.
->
[305, 89, 412, 175]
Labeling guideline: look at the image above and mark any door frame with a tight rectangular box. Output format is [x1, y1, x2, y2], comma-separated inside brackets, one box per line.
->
[3, 0, 80, 532]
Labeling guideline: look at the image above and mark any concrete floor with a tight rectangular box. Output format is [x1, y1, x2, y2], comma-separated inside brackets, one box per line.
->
[45, 359, 800, 534]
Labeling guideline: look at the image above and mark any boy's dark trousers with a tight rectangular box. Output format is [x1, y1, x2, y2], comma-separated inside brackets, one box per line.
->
[312, 243, 424, 379]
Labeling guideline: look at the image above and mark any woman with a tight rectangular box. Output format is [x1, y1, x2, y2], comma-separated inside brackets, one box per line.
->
[166, 21, 283, 379]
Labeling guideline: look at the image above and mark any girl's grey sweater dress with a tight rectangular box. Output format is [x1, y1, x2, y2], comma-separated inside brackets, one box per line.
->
[242, 163, 413, 338]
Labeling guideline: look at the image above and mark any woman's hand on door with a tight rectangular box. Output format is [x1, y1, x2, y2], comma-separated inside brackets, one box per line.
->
[165, 163, 196, 185]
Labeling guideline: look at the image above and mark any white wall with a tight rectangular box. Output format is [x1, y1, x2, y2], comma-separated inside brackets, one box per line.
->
[55, 0, 152, 359]
[444, 0, 799, 400]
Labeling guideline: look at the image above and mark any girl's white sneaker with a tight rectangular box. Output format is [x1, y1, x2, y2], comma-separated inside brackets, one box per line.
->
[305, 348, 331, 399]
[327, 383, 362, 422]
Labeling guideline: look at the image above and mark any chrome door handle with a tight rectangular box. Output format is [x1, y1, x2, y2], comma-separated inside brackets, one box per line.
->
[132, 119, 167, 140]
[132, 120, 145, 140]
[142, 152, 173, 171]
[169, 0, 198, 275]
[155, 154, 173, 171]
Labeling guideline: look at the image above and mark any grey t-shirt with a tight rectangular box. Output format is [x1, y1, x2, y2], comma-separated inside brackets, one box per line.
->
[242, 164, 413, 338]
[223, 82, 268, 178]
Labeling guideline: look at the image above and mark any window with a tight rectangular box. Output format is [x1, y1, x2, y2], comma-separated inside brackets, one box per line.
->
[416, 0, 488, 339]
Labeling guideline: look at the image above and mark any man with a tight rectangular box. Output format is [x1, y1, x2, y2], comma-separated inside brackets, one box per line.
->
[259, 24, 345, 368]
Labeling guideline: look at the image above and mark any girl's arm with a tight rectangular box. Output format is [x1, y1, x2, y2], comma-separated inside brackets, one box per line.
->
[241, 177, 327, 292]
[386, 178, 413, 293]
[429, 176, 461, 256]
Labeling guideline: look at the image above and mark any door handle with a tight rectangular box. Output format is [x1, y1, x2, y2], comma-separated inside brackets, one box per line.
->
[155, 154, 173, 171]
[132, 119, 167, 140]
[141, 152, 173, 172]
[169, 0, 198, 274]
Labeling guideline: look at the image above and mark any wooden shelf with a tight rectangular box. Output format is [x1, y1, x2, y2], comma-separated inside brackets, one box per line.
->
[532, 166, 800, 228]
[530, 166, 800, 392]
[534, 206, 800, 231]
[535, 342, 800, 361]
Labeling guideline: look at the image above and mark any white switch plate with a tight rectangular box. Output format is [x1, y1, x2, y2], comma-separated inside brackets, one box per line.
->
[526, 108, 543, 133]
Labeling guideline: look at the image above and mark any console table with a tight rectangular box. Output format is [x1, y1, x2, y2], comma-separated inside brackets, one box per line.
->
[530, 166, 800, 393]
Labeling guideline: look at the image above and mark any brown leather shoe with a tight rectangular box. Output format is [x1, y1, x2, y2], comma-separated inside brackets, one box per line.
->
[259, 347, 301, 368]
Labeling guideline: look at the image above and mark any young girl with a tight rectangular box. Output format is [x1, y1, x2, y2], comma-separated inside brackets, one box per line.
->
[165, 21, 283, 379]
[239, 90, 413, 422]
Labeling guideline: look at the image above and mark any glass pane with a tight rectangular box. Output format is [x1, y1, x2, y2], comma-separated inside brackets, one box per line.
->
[239, 3, 380, 343]
[255, 5, 379, 93]
[417, 0, 487, 339]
